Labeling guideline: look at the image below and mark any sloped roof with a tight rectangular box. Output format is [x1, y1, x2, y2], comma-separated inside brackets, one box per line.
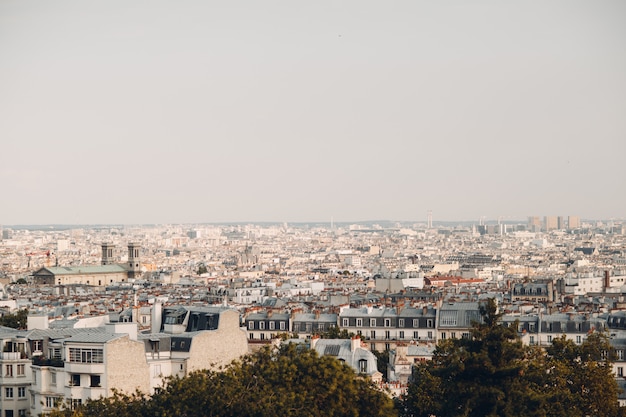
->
[36, 265, 127, 276]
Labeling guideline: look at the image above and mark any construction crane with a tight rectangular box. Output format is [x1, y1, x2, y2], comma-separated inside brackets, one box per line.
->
[26, 250, 52, 269]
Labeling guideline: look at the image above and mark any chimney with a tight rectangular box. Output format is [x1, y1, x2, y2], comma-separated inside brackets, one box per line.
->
[151, 301, 162, 333]
[422, 305, 428, 316]
[311, 334, 320, 350]
[351, 335, 361, 352]
[605, 270, 611, 289]
[314, 310, 320, 319]
[267, 310, 273, 318]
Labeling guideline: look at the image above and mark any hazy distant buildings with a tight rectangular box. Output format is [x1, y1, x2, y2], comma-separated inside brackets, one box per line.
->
[569, 215, 581, 229]
[544, 216, 558, 231]
[528, 216, 542, 232]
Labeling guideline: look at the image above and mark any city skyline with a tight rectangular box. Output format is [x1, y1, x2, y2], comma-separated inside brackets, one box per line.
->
[1, 0, 625, 225]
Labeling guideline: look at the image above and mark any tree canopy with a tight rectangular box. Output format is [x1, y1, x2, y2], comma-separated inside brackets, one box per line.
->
[400, 298, 625, 417]
[51, 343, 397, 417]
[0, 308, 28, 329]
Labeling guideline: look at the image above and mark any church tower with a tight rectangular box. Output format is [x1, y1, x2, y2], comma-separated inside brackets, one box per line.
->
[101, 243, 116, 265]
[127, 242, 141, 278]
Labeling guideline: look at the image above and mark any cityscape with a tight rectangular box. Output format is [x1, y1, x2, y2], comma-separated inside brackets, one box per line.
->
[0, 215, 626, 414]
[2, 0, 625, 415]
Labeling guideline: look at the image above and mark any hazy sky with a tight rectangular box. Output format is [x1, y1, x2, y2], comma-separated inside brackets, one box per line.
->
[1, 1, 625, 225]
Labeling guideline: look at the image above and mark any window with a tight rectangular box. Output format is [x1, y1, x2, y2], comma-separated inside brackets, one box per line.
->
[51, 372, 56, 385]
[427, 331, 433, 339]
[32, 340, 42, 352]
[269, 321, 275, 330]
[576, 335, 582, 344]
[342, 318, 349, 327]
[451, 332, 456, 339]
[16, 364, 24, 376]
[440, 311, 457, 326]
[356, 318, 363, 327]
[70, 374, 80, 387]
[618, 350, 624, 361]
[18, 410, 26, 417]
[153, 364, 162, 377]
[398, 319, 405, 327]
[46, 397, 57, 408]
[530, 336, 535, 345]
[384, 319, 391, 327]
[370, 319, 376, 327]
[5, 387, 13, 398]
[462, 332, 470, 339]
[90, 375, 101, 387]
[427, 319, 433, 328]
[279, 321, 286, 331]
[17, 387, 25, 398]
[259, 322, 265, 330]
[371, 331, 376, 339]
[619, 367, 624, 377]
[248, 321, 254, 330]
[49, 347, 61, 360]
[413, 319, 419, 328]
[72, 399, 82, 410]
[385, 331, 390, 339]
[547, 335, 553, 343]
[358, 359, 368, 373]
[413, 331, 419, 339]
[6, 411, 14, 417]
[441, 332, 446, 340]
[5, 364, 13, 377]
[32, 371, 36, 384]
[69, 348, 103, 363]
[399, 331, 405, 339]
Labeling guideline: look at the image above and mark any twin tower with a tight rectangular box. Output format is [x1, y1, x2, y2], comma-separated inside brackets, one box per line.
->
[101, 242, 142, 279]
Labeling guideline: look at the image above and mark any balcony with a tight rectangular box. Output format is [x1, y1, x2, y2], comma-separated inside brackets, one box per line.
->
[0, 352, 25, 360]
[32, 356, 65, 368]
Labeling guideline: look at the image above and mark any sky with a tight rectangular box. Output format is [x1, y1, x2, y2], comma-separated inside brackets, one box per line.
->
[1, 0, 625, 225]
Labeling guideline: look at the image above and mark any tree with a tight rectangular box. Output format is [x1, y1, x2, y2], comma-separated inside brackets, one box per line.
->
[52, 343, 397, 417]
[400, 298, 626, 417]
[0, 309, 28, 329]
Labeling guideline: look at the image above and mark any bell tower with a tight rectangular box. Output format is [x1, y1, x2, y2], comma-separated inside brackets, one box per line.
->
[101, 243, 116, 265]
[127, 242, 141, 278]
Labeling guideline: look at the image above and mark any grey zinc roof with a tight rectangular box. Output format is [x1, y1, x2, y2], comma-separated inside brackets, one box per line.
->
[61, 332, 125, 344]
[295, 313, 338, 323]
[27, 327, 107, 340]
[44, 265, 128, 275]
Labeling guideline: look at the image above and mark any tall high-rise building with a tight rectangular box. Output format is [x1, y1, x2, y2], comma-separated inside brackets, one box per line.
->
[557, 216, 565, 230]
[544, 216, 558, 231]
[528, 216, 541, 232]
[568, 216, 581, 229]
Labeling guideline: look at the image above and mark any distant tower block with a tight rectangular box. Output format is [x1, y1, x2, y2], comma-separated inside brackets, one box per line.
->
[427, 210, 433, 229]
[101, 243, 116, 265]
[127, 242, 141, 279]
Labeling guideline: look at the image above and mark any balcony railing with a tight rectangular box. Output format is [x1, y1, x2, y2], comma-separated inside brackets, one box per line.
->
[32, 356, 64, 368]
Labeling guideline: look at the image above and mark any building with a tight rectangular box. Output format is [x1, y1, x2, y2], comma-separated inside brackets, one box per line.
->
[310, 336, 382, 383]
[32, 243, 144, 286]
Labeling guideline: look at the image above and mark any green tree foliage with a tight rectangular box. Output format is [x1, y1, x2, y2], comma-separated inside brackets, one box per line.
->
[401, 298, 625, 417]
[316, 325, 355, 339]
[52, 343, 397, 417]
[0, 309, 28, 329]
